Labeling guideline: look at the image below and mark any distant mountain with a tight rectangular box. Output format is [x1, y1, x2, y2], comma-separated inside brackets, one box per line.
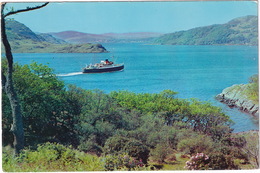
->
[2, 20, 108, 53]
[50, 31, 111, 43]
[102, 32, 162, 39]
[153, 15, 258, 46]
[50, 31, 163, 43]
[37, 33, 67, 44]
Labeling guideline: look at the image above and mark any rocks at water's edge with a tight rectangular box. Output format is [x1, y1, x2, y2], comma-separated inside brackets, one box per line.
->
[216, 84, 259, 117]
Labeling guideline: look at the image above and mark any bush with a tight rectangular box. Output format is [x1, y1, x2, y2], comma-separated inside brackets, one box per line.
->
[185, 152, 238, 170]
[207, 152, 238, 170]
[177, 134, 214, 155]
[103, 153, 145, 171]
[3, 143, 104, 172]
[2, 145, 21, 172]
[123, 139, 150, 164]
[185, 153, 210, 170]
[103, 135, 129, 155]
[149, 143, 174, 163]
[103, 136, 150, 164]
[78, 135, 102, 155]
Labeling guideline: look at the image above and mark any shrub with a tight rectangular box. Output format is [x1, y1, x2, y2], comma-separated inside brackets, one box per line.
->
[207, 152, 238, 170]
[177, 134, 214, 155]
[103, 136, 150, 164]
[78, 135, 102, 155]
[123, 139, 150, 164]
[103, 153, 145, 171]
[185, 153, 210, 170]
[185, 152, 238, 170]
[146, 125, 178, 149]
[2, 146, 21, 172]
[103, 135, 129, 155]
[149, 143, 174, 163]
[3, 143, 104, 172]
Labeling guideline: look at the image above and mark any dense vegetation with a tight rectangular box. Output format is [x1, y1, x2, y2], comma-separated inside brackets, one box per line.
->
[247, 74, 259, 103]
[154, 15, 258, 46]
[1, 19, 108, 53]
[2, 61, 259, 171]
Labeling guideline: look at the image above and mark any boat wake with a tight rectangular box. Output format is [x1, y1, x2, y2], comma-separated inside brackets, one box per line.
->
[57, 72, 83, 77]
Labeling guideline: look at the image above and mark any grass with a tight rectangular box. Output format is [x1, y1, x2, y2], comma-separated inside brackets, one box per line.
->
[226, 83, 258, 105]
[2, 143, 105, 172]
[149, 153, 189, 171]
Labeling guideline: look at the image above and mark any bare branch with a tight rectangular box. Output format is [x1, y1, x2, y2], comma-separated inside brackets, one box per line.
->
[1, 1, 49, 155]
[3, 2, 49, 18]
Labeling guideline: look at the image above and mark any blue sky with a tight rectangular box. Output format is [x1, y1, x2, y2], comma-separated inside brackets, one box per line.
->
[5, 1, 258, 34]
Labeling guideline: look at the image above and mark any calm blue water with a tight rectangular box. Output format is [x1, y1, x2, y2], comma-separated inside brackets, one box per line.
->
[13, 43, 259, 132]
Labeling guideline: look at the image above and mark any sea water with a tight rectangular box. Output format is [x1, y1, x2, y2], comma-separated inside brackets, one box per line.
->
[13, 43, 259, 132]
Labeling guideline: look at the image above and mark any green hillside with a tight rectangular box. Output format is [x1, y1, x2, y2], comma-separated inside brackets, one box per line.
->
[154, 15, 258, 45]
[2, 19, 108, 53]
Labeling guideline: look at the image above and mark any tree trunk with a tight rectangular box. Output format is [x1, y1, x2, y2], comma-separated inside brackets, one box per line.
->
[1, 13, 24, 155]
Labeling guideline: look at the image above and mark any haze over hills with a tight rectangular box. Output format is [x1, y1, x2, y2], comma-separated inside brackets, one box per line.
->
[2, 15, 257, 54]
[50, 31, 163, 43]
[153, 15, 258, 46]
[2, 20, 108, 53]
[48, 15, 257, 45]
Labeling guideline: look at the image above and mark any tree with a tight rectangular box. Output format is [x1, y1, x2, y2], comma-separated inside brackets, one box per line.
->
[241, 132, 259, 168]
[1, 2, 49, 155]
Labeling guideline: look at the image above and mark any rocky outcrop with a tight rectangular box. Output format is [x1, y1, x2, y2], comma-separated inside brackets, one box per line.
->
[216, 84, 259, 116]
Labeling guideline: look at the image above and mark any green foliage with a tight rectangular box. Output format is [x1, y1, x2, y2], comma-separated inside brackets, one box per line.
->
[246, 74, 259, 103]
[103, 153, 146, 171]
[177, 134, 214, 155]
[149, 143, 174, 163]
[111, 90, 233, 140]
[146, 125, 178, 149]
[236, 131, 259, 168]
[78, 135, 103, 155]
[2, 61, 80, 147]
[185, 153, 210, 170]
[103, 135, 130, 155]
[154, 15, 257, 46]
[2, 143, 104, 172]
[103, 136, 149, 164]
[2, 145, 20, 171]
[2, 62, 257, 170]
[207, 152, 238, 170]
[123, 139, 150, 164]
[185, 152, 238, 170]
[187, 99, 233, 138]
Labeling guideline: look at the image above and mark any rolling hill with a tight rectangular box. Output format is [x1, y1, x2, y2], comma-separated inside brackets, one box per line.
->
[50, 31, 163, 43]
[2, 15, 257, 54]
[153, 15, 258, 46]
[2, 20, 108, 53]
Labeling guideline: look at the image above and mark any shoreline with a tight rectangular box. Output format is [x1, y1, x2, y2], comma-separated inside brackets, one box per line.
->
[216, 84, 259, 117]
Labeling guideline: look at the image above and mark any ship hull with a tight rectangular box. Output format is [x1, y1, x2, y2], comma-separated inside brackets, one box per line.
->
[83, 64, 124, 73]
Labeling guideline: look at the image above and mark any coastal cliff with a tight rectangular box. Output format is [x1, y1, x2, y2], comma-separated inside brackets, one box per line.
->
[216, 84, 259, 116]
